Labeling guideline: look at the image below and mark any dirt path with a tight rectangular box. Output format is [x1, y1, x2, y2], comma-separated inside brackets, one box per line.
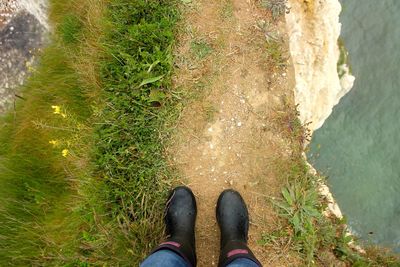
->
[170, 0, 297, 266]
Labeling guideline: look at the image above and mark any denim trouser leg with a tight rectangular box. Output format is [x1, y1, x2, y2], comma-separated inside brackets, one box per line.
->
[141, 249, 260, 267]
[227, 258, 260, 267]
[140, 249, 190, 267]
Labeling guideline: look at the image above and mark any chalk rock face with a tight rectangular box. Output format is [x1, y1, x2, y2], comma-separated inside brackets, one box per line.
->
[1, 0, 48, 29]
[0, 0, 20, 27]
[0, 0, 48, 113]
[19, 0, 49, 30]
[285, 0, 355, 132]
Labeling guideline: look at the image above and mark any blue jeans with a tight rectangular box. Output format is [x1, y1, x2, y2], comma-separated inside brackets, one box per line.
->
[141, 250, 259, 267]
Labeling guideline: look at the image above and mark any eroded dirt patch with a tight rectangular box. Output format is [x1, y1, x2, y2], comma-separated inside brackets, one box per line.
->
[169, 0, 299, 265]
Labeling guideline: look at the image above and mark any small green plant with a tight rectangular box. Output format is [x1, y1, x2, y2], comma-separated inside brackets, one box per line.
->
[256, 19, 280, 43]
[191, 39, 213, 59]
[34, 104, 87, 159]
[266, 40, 286, 66]
[221, 0, 234, 20]
[337, 38, 352, 78]
[275, 183, 322, 262]
[261, 0, 290, 20]
[278, 185, 321, 235]
[203, 102, 217, 122]
[258, 228, 289, 247]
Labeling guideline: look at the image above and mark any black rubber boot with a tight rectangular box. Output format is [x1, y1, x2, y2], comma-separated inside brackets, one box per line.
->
[216, 189, 262, 267]
[151, 186, 197, 267]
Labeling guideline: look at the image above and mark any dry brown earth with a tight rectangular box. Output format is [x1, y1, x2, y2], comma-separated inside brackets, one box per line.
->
[168, 0, 301, 265]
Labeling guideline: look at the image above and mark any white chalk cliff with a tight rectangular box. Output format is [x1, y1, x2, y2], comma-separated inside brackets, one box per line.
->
[19, 0, 49, 30]
[285, 0, 356, 219]
[285, 0, 354, 132]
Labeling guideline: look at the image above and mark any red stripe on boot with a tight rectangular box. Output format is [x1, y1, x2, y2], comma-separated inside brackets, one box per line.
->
[227, 249, 249, 257]
[160, 241, 181, 248]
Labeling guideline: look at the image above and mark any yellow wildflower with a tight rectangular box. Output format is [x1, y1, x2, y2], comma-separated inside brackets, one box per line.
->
[61, 113, 67, 118]
[52, 105, 61, 114]
[62, 149, 69, 157]
[49, 140, 58, 146]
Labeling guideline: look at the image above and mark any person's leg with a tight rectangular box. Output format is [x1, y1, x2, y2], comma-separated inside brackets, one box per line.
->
[140, 249, 190, 267]
[216, 189, 262, 267]
[140, 186, 197, 267]
[226, 258, 260, 267]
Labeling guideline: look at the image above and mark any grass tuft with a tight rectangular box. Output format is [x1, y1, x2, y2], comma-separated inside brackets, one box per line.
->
[221, 0, 234, 20]
[191, 39, 213, 59]
[59, 14, 83, 44]
[261, 0, 290, 20]
[266, 40, 286, 66]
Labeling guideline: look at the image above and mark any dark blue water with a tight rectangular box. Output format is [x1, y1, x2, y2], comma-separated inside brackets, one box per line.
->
[308, 0, 400, 252]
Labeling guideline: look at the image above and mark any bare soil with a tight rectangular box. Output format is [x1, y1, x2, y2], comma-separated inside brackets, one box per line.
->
[169, 0, 300, 266]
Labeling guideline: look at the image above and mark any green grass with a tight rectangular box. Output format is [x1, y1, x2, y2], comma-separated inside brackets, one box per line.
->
[0, 0, 181, 265]
[191, 39, 213, 59]
[220, 0, 234, 20]
[58, 14, 83, 44]
[87, 0, 181, 263]
[337, 38, 352, 78]
[266, 40, 286, 66]
[0, 37, 92, 263]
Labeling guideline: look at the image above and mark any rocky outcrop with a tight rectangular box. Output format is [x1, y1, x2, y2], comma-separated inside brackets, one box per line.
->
[285, 0, 356, 220]
[285, 0, 354, 132]
[0, 0, 19, 28]
[0, 0, 48, 113]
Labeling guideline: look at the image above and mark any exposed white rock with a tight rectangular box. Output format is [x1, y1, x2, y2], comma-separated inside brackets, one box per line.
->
[19, 0, 49, 30]
[285, 5, 371, 258]
[285, 0, 357, 221]
[0, 0, 19, 27]
[0, 0, 48, 113]
[285, 0, 355, 132]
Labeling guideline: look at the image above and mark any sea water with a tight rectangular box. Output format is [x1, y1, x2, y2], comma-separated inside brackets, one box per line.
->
[308, 0, 400, 252]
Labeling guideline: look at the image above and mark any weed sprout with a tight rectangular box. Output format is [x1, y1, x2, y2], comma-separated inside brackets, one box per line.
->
[262, 0, 290, 20]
